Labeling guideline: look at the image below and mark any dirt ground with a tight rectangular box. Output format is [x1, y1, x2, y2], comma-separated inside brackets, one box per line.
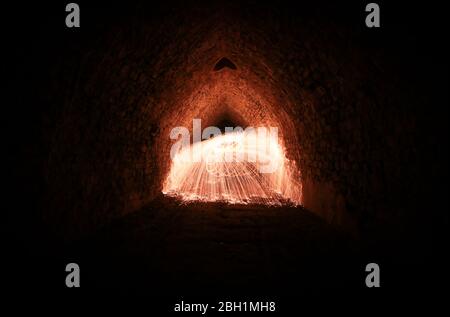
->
[67, 195, 360, 293]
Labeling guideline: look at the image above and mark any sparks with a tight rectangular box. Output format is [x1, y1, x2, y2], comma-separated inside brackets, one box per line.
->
[163, 129, 302, 205]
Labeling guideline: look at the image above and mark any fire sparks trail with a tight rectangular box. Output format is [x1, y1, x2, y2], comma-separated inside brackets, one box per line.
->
[163, 130, 302, 205]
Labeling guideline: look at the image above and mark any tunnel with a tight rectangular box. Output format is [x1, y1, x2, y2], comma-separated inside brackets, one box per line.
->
[7, 0, 448, 294]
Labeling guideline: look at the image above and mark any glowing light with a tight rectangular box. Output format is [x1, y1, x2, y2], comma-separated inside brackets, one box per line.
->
[163, 130, 302, 205]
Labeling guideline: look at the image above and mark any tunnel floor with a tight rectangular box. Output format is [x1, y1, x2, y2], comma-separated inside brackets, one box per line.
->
[67, 196, 361, 293]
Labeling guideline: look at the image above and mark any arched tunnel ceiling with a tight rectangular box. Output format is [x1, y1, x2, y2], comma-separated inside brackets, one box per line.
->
[151, 17, 304, 196]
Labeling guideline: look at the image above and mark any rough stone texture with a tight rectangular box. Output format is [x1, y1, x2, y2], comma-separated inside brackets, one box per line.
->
[13, 1, 447, 241]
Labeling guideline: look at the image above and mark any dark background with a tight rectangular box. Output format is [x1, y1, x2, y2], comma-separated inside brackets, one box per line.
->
[3, 0, 449, 310]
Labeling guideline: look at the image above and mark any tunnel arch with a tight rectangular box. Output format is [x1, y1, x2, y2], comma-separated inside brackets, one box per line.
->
[158, 55, 304, 205]
[41, 1, 409, 238]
